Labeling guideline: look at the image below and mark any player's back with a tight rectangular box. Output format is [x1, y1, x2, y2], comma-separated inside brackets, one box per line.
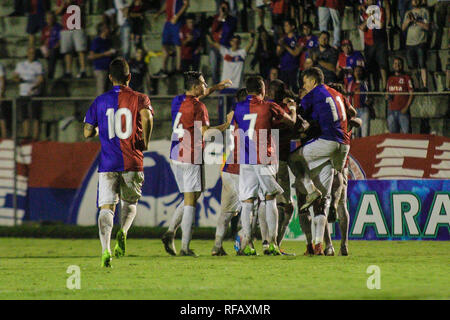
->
[85, 85, 152, 172]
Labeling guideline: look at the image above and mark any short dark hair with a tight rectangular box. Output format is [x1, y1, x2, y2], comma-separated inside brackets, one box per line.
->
[303, 67, 324, 85]
[284, 18, 296, 27]
[245, 76, 264, 95]
[109, 57, 130, 84]
[269, 79, 286, 104]
[302, 21, 313, 30]
[184, 71, 203, 91]
[320, 31, 330, 38]
[235, 88, 248, 102]
[97, 22, 109, 35]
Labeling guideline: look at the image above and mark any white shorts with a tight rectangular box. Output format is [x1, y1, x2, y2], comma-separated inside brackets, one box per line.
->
[221, 172, 241, 213]
[98, 171, 144, 207]
[171, 160, 205, 193]
[60, 29, 87, 54]
[239, 164, 283, 201]
[302, 139, 350, 172]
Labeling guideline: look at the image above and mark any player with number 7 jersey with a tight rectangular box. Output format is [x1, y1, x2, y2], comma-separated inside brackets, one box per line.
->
[84, 58, 154, 267]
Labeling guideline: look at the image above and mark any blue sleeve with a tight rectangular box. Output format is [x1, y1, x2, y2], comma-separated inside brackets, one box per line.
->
[300, 94, 313, 118]
[90, 38, 99, 52]
[84, 99, 98, 126]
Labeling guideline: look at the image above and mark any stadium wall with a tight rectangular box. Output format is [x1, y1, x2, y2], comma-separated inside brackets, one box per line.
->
[0, 134, 448, 240]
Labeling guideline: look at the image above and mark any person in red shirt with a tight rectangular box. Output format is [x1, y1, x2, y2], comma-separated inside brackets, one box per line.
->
[270, 0, 289, 38]
[40, 11, 63, 79]
[179, 14, 202, 72]
[386, 57, 413, 133]
[346, 66, 370, 137]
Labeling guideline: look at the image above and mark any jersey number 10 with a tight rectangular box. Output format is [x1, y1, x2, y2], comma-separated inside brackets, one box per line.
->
[106, 108, 132, 140]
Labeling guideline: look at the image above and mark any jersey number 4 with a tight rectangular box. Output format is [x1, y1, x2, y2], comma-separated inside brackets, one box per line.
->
[106, 108, 132, 140]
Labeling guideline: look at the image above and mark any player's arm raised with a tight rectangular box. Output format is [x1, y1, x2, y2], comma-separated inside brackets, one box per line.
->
[140, 108, 153, 150]
[198, 79, 232, 100]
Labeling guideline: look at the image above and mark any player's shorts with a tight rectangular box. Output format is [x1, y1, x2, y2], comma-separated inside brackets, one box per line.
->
[171, 160, 205, 193]
[221, 172, 241, 213]
[98, 171, 144, 207]
[276, 160, 291, 205]
[302, 139, 350, 172]
[60, 30, 87, 54]
[239, 164, 283, 201]
[162, 21, 181, 46]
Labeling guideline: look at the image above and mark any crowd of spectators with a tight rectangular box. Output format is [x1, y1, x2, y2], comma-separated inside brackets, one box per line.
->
[0, 0, 449, 140]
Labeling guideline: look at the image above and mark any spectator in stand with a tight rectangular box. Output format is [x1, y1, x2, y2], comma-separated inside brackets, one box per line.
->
[128, 0, 146, 49]
[208, 1, 238, 84]
[336, 39, 365, 87]
[0, 63, 6, 139]
[359, 0, 388, 91]
[386, 57, 413, 134]
[346, 66, 370, 137]
[113, 0, 131, 60]
[129, 47, 151, 93]
[88, 23, 116, 96]
[268, 67, 280, 83]
[154, 0, 190, 78]
[12, 47, 44, 140]
[402, 0, 429, 91]
[310, 31, 339, 84]
[430, 0, 449, 50]
[40, 11, 63, 79]
[27, 0, 48, 48]
[56, 0, 88, 79]
[9, 0, 27, 16]
[270, 0, 290, 39]
[277, 19, 301, 92]
[179, 14, 202, 72]
[316, 0, 344, 49]
[251, 25, 278, 80]
[298, 21, 318, 73]
[255, 0, 269, 27]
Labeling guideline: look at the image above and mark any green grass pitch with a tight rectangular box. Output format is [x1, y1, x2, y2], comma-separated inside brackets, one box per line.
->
[0, 238, 449, 300]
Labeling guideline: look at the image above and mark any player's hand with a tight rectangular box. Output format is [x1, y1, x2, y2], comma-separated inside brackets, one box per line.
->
[226, 111, 234, 124]
[217, 79, 232, 90]
[300, 120, 310, 132]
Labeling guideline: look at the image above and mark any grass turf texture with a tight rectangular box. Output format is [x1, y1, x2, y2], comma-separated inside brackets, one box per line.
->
[0, 238, 449, 300]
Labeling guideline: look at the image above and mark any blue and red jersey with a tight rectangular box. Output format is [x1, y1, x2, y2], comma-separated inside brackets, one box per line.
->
[300, 84, 350, 145]
[232, 95, 286, 165]
[170, 94, 210, 164]
[337, 51, 365, 85]
[166, 0, 185, 21]
[279, 34, 300, 71]
[298, 34, 318, 71]
[84, 85, 153, 172]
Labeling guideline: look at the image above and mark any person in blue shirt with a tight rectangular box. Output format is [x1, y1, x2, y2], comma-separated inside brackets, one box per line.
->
[276, 19, 301, 93]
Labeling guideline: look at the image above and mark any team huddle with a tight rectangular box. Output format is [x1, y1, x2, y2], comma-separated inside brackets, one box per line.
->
[84, 57, 361, 267]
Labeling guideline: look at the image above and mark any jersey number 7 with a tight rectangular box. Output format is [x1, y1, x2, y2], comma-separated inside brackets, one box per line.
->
[106, 108, 132, 140]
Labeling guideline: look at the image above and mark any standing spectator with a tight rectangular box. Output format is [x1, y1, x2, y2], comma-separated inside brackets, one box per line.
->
[88, 23, 116, 96]
[40, 11, 63, 79]
[359, 0, 388, 91]
[346, 66, 370, 137]
[129, 47, 151, 93]
[277, 19, 301, 92]
[179, 14, 202, 72]
[316, 0, 344, 49]
[255, 0, 269, 27]
[128, 0, 146, 49]
[251, 25, 278, 80]
[56, 0, 88, 79]
[270, 0, 290, 39]
[386, 57, 413, 134]
[336, 39, 365, 87]
[154, 0, 190, 77]
[113, 0, 132, 60]
[298, 21, 318, 72]
[0, 63, 6, 139]
[208, 1, 238, 84]
[12, 47, 44, 140]
[431, 0, 449, 50]
[27, 0, 48, 48]
[402, 0, 429, 91]
[310, 31, 339, 84]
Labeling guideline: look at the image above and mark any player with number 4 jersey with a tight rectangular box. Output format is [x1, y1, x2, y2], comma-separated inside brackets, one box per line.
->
[84, 58, 154, 267]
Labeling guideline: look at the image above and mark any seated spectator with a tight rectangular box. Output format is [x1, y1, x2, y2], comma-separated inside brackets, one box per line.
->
[270, 0, 289, 39]
[56, 0, 88, 79]
[402, 0, 429, 91]
[27, 0, 48, 48]
[310, 31, 339, 84]
[359, 0, 388, 91]
[128, 0, 146, 49]
[251, 25, 278, 80]
[316, 0, 344, 49]
[12, 47, 44, 140]
[336, 39, 365, 87]
[277, 19, 301, 92]
[386, 57, 413, 134]
[40, 11, 63, 79]
[0, 63, 6, 139]
[129, 47, 150, 93]
[88, 23, 116, 96]
[298, 21, 318, 72]
[113, 0, 131, 60]
[346, 66, 370, 137]
[179, 14, 202, 72]
[154, 0, 190, 78]
[208, 1, 238, 84]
